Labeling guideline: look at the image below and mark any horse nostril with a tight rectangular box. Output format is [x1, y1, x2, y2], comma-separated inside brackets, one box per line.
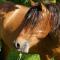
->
[16, 43, 20, 49]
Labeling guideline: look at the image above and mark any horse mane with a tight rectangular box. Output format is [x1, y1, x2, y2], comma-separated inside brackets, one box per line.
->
[1, 2, 60, 32]
[20, 3, 60, 32]
[46, 3, 60, 31]
[20, 3, 42, 30]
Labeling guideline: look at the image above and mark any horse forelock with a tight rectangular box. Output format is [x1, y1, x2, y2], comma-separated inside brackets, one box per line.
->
[20, 3, 42, 30]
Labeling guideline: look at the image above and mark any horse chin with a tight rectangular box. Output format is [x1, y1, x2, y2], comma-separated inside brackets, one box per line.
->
[17, 48, 29, 53]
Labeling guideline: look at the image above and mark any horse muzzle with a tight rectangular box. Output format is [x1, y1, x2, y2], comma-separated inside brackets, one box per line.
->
[13, 40, 30, 53]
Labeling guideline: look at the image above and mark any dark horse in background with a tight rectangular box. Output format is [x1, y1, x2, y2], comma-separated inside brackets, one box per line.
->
[0, 1, 60, 60]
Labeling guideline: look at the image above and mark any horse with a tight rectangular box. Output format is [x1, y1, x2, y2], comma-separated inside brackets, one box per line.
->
[14, 3, 60, 60]
[0, 1, 60, 60]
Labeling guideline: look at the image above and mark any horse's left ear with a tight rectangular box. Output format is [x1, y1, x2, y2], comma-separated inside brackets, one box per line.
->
[41, 3, 49, 12]
[30, 0, 42, 11]
[30, 0, 36, 6]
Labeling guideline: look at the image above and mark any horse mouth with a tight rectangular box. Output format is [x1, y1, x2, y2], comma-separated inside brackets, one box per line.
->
[16, 47, 29, 53]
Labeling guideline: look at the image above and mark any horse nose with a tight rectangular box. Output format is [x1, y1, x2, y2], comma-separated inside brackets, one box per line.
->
[14, 41, 20, 49]
[16, 43, 20, 49]
[14, 40, 30, 53]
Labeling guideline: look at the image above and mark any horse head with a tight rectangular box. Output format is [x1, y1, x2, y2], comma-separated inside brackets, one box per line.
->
[14, 2, 52, 53]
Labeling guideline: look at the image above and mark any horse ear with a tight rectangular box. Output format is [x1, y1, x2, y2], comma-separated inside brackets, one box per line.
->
[30, 0, 36, 6]
[41, 3, 48, 12]
[30, 0, 42, 11]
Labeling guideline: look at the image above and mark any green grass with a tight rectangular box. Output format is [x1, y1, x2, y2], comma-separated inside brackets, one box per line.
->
[7, 49, 40, 60]
[6, 48, 55, 60]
